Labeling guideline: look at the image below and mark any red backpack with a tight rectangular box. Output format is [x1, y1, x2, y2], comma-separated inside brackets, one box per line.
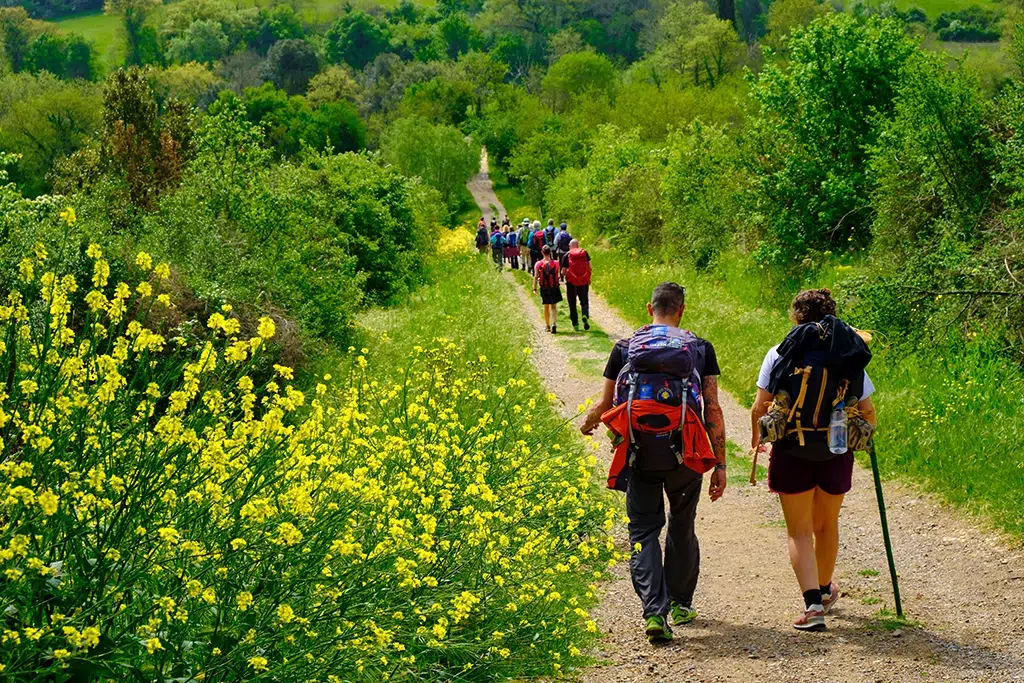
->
[566, 248, 591, 286]
[537, 260, 559, 288]
[533, 231, 546, 251]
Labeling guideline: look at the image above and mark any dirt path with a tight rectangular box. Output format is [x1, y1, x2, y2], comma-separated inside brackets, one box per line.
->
[469, 160, 1024, 683]
[466, 148, 505, 223]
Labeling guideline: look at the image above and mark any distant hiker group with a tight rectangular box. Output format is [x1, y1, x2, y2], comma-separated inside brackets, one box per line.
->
[475, 215, 592, 335]
[580, 284, 877, 644]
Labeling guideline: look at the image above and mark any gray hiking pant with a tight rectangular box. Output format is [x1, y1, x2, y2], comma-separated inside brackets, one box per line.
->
[627, 466, 703, 618]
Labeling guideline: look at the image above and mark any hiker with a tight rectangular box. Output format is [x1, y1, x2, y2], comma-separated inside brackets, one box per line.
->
[749, 288, 876, 632]
[580, 282, 727, 644]
[530, 220, 545, 272]
[559, 238, 591, 331]
[475, 219, 488, 254]
[501, 214, 511, 229]
[518, 219, 531, 271]
[544, 219, 557, 249]
[490, 224, 505, 271]
[533, 245, 561, 334]
[504, 224, 519, 270]
[555, 222, 572, 260]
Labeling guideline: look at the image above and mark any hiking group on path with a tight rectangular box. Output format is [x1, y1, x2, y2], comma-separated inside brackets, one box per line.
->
[475, 215, 592, 334]
[574, 283, 878, 644]
[475, 206, 882, 645]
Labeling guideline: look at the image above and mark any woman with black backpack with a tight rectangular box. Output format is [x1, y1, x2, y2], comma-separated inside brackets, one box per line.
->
[533, 245, 562, 334]
[750, 289, 877, 632]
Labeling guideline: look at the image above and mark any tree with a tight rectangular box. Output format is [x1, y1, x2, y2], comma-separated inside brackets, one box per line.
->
[325, 10, 391, 70]
[167, 18, 229, 65]
[437, 11, 475, 59]
[0, 7, 33, 72]
[151, 61, 223, 104]
[382, 116, 479, 220]
[101, 67, 194, 207]
[765, 0, 830, 49]
[508, 115, 591, 208]
[104, 0, 161, 66]
[491, 33, 531, 79]
[547, 27, 586, 64]
[249, 4, 303, 53]
[306, 65, 362, 109]
[748, 14, 918, 261]
[24, 32, 97, 80]
[650, 1, 743, 87]
[453, 50, 507, 117]
[0, 73, 101, 196]
[303, 101, 366, 154]
[260, 38, 320, 95]
[400, 76, 475, 126]
[541, 51, 616, 112]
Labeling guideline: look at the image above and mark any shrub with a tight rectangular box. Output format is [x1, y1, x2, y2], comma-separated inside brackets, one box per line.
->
[0, 243, 617, 680]
[934, 6, 1000, 42]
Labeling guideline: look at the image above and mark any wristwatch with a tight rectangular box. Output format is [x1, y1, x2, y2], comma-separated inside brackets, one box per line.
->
[714, 463, 727, 472]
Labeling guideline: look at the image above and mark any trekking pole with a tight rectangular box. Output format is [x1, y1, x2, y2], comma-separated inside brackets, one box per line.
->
[868, 440, 903, 618]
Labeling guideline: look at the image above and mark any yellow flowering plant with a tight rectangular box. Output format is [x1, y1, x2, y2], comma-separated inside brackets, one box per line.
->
[0, 247, 619, 680]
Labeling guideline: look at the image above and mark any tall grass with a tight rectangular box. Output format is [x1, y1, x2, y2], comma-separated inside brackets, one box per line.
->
[587, 244, 1024, 537]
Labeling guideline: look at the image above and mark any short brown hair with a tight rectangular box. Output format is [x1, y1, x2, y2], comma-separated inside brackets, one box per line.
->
[541, 244, 551, 256]
[790, 288, 836, 324]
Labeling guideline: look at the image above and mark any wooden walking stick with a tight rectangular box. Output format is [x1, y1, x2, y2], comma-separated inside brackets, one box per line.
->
[749, 447, 759, 485]
[869, 439, 904, 618]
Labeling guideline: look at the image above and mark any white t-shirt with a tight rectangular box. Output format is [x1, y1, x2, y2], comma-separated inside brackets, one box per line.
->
[756, 345, 874, 398]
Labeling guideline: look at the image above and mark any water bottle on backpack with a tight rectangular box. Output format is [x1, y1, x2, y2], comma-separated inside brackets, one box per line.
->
[829, 401, 848, 454]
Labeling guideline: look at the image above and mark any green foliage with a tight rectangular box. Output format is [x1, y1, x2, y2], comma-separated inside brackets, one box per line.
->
[150, 61, 223, 104]
[0, 7, 34, 72]
[763, 0, 831, 49]
[24, 30, 98, 80]
[382, 115, 479, 221]
[934, 5, 999, 42]
[747, 13, 918, 263]
[240, 83, 366, 158]
[541, 50, 616, 112]
[508, 115, 591, 210]
[400, 75, 475, 126]
[103, 0, 161, 66]
[259, 38, 320, 95]
[305, 64, 362, 109]
[0, 73, 102, 196]
[437, 10, 477, 59]
[250, 4, 303, 53]
[167, 18, 229, 65]
[648, 0, 744, 87]
[325, 9, 391, 69]
[661, 120, 746, 268]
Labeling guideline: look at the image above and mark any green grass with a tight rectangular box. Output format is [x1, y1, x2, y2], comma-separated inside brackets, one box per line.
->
[586, 241, 1024, 538]
[54, 10, 125, 73]
[866, 608, 922, 632]
[892, 0, 998, 17]
[861, 596, 883, 605]
[858, 568, 882, 578]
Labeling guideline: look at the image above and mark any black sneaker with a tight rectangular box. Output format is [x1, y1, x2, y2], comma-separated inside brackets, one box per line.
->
[583, 316, 590, 331]
[550, 325, 557, 334]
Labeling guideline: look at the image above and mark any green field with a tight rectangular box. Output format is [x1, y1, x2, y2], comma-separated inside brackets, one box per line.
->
[54, 9, 126, 72]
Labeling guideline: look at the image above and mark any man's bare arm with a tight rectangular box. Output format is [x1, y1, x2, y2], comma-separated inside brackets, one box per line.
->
[702, 375, 727, 465]
[581, 379, 615, 435]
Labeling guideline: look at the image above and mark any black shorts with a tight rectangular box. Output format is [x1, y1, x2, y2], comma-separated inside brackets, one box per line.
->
[767, 447, 853, 496]
[540, 287, 562, 305]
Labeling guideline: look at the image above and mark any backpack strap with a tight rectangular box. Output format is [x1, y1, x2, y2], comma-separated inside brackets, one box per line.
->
[625, 372, 637, 464]
[787, 366, 813, 447]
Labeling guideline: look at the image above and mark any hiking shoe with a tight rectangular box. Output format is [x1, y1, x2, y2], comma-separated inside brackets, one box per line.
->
[793, 606, 826, 632]
[821, 583, 840, 614]
[551, 325, 557, 334]
[583, 316, 590, 331]
[669, 602, 697, 626]
[645, 615, 673, 644]
[573, 324, 579, 332]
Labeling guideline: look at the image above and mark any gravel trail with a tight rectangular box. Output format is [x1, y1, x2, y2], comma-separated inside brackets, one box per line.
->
[469, 162, 1024, 683]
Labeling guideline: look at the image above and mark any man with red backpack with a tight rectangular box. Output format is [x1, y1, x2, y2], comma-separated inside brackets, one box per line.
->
[580, 282, 727, 645]
[560, 238, 591, 331]
[532, 245, 562, 334]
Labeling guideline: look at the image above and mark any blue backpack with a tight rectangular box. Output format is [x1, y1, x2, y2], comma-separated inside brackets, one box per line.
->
[506, 231, 518, 248]
[490, 232, 505, 248]
[544, 226, 556, 246]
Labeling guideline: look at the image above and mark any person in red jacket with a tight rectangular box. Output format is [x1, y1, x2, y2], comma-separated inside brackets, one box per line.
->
[560, 238, 591, 331]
